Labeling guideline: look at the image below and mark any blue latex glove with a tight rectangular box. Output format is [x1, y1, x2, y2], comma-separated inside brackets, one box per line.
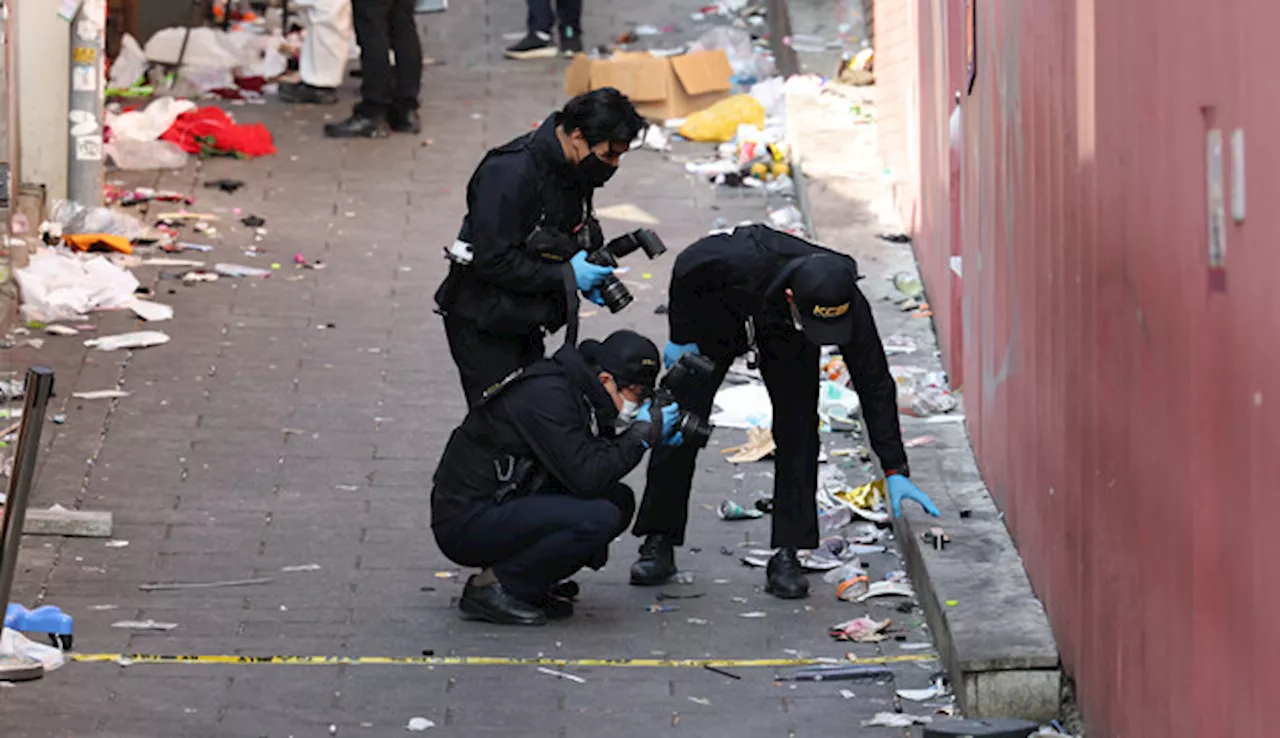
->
[659, 402, 685, 447]
[886, 475, 940, 517]
[570, 250, 613, 294]
[663, 340, 701, 369]
[584, 287, 606, 306]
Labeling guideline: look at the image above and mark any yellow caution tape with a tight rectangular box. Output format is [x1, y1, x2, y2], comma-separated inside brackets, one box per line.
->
[69, 652, 936, 669]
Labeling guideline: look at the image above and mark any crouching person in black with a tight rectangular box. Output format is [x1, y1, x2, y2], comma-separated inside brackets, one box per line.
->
[431, 330, 684, 625]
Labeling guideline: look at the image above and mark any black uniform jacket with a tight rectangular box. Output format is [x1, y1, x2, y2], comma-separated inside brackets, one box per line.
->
[431, 345, 650, 526]
[434, 114, 593, 336]
[666, 224, 907, 473]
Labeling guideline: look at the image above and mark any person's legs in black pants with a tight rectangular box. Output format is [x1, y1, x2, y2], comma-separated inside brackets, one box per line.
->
[443, 314, 546, 405]
[507, 0, 559, 59]
[554, 0, 583, 52]
[434, 485, 633, 604]
[756, 328, 821, 550]
[327, 0, 394, 137]
[388, 0, 423, 129]
[526, 0, 555, 34]
[633, 357, 732, 545]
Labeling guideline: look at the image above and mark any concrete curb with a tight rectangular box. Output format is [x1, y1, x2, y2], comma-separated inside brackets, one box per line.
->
[779, 34, 1063, 724]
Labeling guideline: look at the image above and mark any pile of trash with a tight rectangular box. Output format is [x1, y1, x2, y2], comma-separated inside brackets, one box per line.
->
[104, 95, 276, 171]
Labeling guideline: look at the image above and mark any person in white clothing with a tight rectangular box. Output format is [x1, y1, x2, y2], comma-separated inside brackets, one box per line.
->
[280, 0, 354, 104]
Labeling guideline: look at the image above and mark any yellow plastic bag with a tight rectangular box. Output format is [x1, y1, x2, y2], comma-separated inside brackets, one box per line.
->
[679, 95, 766, 143]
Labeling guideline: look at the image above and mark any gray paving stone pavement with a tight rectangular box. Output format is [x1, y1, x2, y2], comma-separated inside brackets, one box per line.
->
[0, 1, 949, 736]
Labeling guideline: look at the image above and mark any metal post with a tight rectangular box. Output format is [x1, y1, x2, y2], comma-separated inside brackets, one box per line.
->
[0, 366, 55, 682]
[67, 0, 105, 207]
[4, 0, 21, 216]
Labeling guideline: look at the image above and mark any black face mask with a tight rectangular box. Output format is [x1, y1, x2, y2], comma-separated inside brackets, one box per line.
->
[579, 152, 618, 188]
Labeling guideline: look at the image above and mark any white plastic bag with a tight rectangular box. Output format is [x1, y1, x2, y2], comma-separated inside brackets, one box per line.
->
[108, 33, 149, 89]
[0, 628, 65, 671]
[710, 383, 773, 429]
[14, 249, 140, 323]
[107, 96, 197, 143]
[105, 139, 189, 171]
[690, 27, 775, 81]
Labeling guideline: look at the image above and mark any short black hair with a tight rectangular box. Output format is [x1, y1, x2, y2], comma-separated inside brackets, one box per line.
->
[561, 88, 647, 147]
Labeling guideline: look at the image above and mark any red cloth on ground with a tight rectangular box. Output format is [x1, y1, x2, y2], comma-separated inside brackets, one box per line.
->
[160, 107, 276, 158]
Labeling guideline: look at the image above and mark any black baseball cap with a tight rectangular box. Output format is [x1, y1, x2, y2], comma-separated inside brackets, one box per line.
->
[789, 254, 859, 346]
[580, 330, 660, 388]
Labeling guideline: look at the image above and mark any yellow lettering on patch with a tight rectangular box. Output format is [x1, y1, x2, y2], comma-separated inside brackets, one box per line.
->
[812, 303, 850, 319]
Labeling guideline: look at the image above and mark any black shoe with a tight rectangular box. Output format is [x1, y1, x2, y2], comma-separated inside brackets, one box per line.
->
[323, 113, 391, 139]
[535, 594, 575, 620]
[505, 31, 557, 60]
[458, 577, 547, 625]
[550, 580, 580, 600]
[765, 548, 810, 600]
[630, 534, 677, 586]
[389, 109, 421, 134]
[278, 82, 338, 105]
[560, 28, 584, 57]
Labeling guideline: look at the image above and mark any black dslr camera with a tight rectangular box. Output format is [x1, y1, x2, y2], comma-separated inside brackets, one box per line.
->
[585, 229, 667, 313]
[652, 353, 715, 448]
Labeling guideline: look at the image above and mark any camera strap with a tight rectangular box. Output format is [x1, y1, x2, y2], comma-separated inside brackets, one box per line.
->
[744, 317, 760, 370]
[562, 266, 582, 349]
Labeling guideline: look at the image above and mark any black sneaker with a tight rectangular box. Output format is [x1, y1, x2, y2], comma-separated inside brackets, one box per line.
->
[505, 31, 557, 60]
[458, 576, 547, 625]
[560, 28, 584, 57]
[278, 82, 338, 105]
[389, 109, 421, 134]
[323, 113, 391, 139]
[629, 533, 677, 586]
[765, 547, 810, 600]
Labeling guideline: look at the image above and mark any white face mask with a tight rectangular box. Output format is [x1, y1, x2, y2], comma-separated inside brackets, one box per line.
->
[615, 398, 642, 431]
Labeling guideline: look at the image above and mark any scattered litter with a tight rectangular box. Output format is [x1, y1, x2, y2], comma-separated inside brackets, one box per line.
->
[646, 603, 680, 613]
[1, 628, 65, 671]
[718, 500, 763, 520]
[104, 539, 129, 548]
[904, 435, 935, 448]
[829, 617, 892, 643]
[536, 666, 586, 683]
[778, 664, 892, 682]
[406, 717, 435, 731]
[710, 384, 772, 429]
[433, 571, 456, 580]
[839, 689, 856, 699]
[335, 484, 360, 492]
[49, 414, 67, 425]
[854, 581, 916, 603]
[128, 298, 174, 322]
[111, 619, 178, 631]
[898, 642, 934, 651]
[738, 611, 767, 618]
[280, 563, 322, 572]
[139, 577, 273, 591]
[687, 696, 711, 706]
[241, 215, 266, 227]
[922, 526, 951, 550]
[84, 331, 171, 351]
[864, 712, 932, 727]
[897, 678, 949, 701]
[892, 271, 924, 298]
[45, 325, 80, 336]
[72, 390, 130, 400]
[145, 257, 207, 267]
[672, 571, 697, 585]
[214, 263, 272, 278]
[204, 178, 245, 193]
[721, 427, 776, 463]
[704, 664, 740, 680]
[89, 605, 118, 611]
[686, 617, 709, 626]
[14, 250, 140, 323]
[182, 271, 219, 284]
[946, 599, 959, 607]
[883, 333, 918, 355]
[595, 203, 661, 226]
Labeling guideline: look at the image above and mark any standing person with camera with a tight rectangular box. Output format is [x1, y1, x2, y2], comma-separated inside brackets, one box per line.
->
[629, 224, 942, 599]
[432, 331, 685, 625]
[435, 88, 647, 405]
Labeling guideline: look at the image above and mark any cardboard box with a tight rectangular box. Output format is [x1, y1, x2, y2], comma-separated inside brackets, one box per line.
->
[564, 50, 734, 121]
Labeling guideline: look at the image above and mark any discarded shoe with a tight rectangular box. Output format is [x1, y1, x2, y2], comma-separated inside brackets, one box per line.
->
[765, 547, 810, 599]
[323, 113, 391, 139]
[630, 533, 676, 586]
[458, 576, 546, 626]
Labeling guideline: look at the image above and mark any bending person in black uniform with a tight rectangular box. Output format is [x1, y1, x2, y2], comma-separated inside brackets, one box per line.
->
[629, 225, 941, 599]
[432, 331, 685, 625]
[435, 89, 646, 404]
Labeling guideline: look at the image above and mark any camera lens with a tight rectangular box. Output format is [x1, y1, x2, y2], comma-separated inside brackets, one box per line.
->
[598, 274, 633, 313]
[675, 410, 712, 448]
